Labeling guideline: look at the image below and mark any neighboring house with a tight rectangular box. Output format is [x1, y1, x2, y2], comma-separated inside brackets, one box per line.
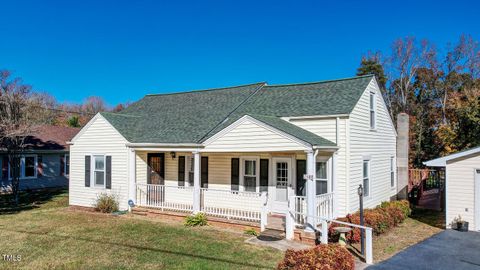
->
[69, 75, 397, 229]
[425, 147, 480, 231]
[0, 125, 79, 192]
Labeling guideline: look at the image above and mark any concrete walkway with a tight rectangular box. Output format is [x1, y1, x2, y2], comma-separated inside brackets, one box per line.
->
[245, 236, 310, 251]
[368, 230, 480, 270]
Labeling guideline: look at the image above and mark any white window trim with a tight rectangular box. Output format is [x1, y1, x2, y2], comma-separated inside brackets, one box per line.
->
[315, 156, 331, 195]
[8, 155, 38, 180]
[390, 156, 395, 189]
[240, 156, 260, 192]
[363, 159, 371, 198]
[92, 155, 106, 188]
[370, 91, 377, 130]
[64, 154, 70, 177]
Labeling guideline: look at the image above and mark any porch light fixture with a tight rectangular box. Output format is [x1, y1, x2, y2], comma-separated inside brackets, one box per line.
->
[170, 152, 176, 159]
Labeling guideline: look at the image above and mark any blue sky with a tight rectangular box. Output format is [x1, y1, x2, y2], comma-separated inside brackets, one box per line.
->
[0, 0, 478, 106]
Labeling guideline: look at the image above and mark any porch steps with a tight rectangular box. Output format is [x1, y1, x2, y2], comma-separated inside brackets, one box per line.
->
[258, 214, 286, 241]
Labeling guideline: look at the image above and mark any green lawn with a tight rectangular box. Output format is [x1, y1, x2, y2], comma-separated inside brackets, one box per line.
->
[0, 190, 283, 269]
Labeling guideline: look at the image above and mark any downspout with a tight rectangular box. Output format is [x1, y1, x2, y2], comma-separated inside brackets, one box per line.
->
[332, 117, 339, 218]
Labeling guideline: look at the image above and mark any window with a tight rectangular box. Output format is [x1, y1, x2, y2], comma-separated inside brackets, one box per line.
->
[390, 157, 395, 188]
[65, 154, 70, 176]
[276, 162, 288, 189]
[243, 159, 257, 192]
[363, 160, 370, 197]
[93, 155, 105, 187]
[315, 161, 328, 194]
[8, 155, 37, 179]
[370, 92, 376, 129]
[24, 156, 36, 178]
[187, 156, 194, 186]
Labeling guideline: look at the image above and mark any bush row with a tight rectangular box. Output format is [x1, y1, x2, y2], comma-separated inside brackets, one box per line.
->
[329, 200, 411, 243]
[277, 244, 354, 270]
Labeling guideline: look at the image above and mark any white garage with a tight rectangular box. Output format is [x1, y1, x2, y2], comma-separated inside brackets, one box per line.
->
[425, 147, 480, 231]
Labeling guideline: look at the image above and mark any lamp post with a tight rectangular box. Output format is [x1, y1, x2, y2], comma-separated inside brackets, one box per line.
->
[357, 184, 365, 256]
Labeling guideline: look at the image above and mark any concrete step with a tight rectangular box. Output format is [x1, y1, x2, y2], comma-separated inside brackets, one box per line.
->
[257, 228, 285, 241]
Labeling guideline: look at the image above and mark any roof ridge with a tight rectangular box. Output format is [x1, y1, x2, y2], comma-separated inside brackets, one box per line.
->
[145, 82, 267, 97]
[100, 111, 142, 118]
[196, 83, 267, 143]
[264, 74, 374, 88]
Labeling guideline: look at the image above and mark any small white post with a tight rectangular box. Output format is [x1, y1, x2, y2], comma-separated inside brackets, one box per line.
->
[305, 150, 316, 232]
[128, 148, 136, 211]
[285, 196, 295, 240]
[193, 151, 201, 213]
[260, 192, 268, 232]
[365, 227, 373, 264]
[321, 219, 328, 244]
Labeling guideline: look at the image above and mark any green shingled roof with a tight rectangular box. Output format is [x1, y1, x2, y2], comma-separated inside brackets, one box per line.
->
[101, 75, 374, 145]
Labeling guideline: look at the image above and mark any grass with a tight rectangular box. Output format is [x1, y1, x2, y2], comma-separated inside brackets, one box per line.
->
[0, 190, 283, 269]
[365, 207, 445, 263]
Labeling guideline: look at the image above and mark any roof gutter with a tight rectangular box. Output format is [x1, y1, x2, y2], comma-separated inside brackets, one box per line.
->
[312, 145, 339, 151]
[126, 143, 204, 148]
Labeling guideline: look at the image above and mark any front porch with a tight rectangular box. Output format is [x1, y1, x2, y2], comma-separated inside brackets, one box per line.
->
[128, 149, 337, 232]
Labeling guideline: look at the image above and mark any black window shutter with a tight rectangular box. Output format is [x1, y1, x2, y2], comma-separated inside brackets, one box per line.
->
[178, 156, 185, 186]
[231, 158, 239, 191]
[106, 156, 112, 189]
[2, 156, 8, 180]
[296, 160, 306, 196]
[260, 159, 269, 192]
[201, 156, 208, 188]
[60, 155, 64, 176]
[85, 156, 91, 187]
[37, 155, 43, 177]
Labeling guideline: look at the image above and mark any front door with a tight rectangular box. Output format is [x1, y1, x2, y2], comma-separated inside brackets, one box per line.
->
[272, 157, 292, 213]
[147, 153, 165, 185]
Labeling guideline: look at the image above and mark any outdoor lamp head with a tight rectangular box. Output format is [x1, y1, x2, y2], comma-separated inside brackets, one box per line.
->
[357, 184, 363, 196]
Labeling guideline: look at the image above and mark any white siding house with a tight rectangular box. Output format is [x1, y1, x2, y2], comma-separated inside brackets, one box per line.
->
[425, 147, 480, 231]
[69, 75, 397, 229]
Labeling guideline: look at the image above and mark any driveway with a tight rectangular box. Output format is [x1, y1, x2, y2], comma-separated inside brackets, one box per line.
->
[368, 230, 480, 270]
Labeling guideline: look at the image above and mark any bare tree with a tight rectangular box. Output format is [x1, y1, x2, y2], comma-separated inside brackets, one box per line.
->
[0, 70, 48, 204]
[83, 96, 107, 115]
[386, 37, 437, 114]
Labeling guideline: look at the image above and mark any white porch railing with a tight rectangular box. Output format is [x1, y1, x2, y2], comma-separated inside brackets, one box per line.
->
[316, 193, 334, 221]
[200, 188, 265, 222]
[135, 183, 267, 224]
[291, 193, 334, 225]
[136, 184, 194, 212]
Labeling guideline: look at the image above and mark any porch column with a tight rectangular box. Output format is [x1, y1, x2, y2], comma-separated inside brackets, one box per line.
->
[128, 148, 136, 210]
[193, 151, 201, 213]
[305, 150, 316, 232]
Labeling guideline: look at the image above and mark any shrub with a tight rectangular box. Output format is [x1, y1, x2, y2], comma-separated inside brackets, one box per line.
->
[329, 200, 411, 243]
[184, 212, 208, 227]
[244, 228, 259, 236]
[94, 193, 119, 213]
[277, 244, 354, 270]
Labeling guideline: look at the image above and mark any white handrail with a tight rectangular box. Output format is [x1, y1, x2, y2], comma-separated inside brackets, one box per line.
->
[286, 195, 373, 264]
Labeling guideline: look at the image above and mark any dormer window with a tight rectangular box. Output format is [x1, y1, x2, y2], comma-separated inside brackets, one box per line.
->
[370, 92, 376, 130]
